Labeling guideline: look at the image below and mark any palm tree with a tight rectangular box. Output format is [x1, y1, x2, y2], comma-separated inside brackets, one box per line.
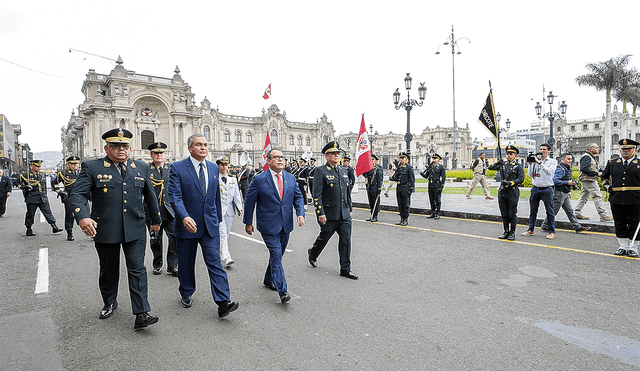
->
[575, 54, 632, 163]
[614, 68, 639, 139]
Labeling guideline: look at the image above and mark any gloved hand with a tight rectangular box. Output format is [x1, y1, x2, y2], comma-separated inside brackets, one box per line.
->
[501, 180, 511, 187]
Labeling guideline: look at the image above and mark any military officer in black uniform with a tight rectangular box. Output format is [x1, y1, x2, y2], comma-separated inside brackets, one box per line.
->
[70, 128, 161, 330]
[390, 152, 415, 226]
[296, 157, 310, 204]
[53, 156, 81, 240]
[343, 156, 356, 196]
[364, 154, 384, 222]
[18, 160, 63, 236]
[601, 138, 640, 257]
[421, 153, 446, 220]
[488, 145, 525, 240]
[308, 157, 317, 204]
[146, 141, 178, 276]
[309, 141, 358, 279]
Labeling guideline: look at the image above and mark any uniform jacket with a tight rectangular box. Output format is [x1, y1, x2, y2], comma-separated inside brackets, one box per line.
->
[364, 164, 384, 193]
[52, 168, 80, 202]
[346, 166, 356, 190]
[18, 171, 49, 204]
[421, 163, 446, 188]
[488, 160, 524, 196]
[243, 169, 305, 235]
[0, 175, 12, 195]
[168, 157, 223, 239]
[391, 163, 415, 193]
[70, 156, 161, 244]
[238, 167, 255, 191]
[601, 157, 640, 204]
[313, 164, 352, 220]
[219, 173, 243, 217]
[147, 161, 174, 220]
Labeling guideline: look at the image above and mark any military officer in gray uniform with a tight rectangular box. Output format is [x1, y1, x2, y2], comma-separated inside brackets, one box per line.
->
[18, 159, 63, 236]
[308, 141, 358, 279]
[70, 128, 161, 330]
[421, 153, 446, 220]
[488, 145, 525, 240]
[146, 141, 178, 276]
[53, 156, 81, 241]
[390, 152, 415, 226]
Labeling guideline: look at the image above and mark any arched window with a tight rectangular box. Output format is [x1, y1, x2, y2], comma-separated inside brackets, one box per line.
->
[289, 135, 294, 145]
[306, 136, 311, 146]
[223, 130, 231, 142]
[612, 133, 619, 145]
[383, 142, 388, 151]
[271, 129, 278, 144]
[246, 131, 253, 143]
[613, 121, 618, 127]
[141, 130, 154, 149]
[297, 135, 303, 146]
[235, 130, 242, 142]
[203, 125, 211, 141]
[323, 135, 329, 144]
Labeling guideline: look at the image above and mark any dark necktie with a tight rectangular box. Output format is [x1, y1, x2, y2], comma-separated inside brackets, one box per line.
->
[118, 162, 126, 177]
[625, 160, 629, 166]
[199, 163, 206, 193]
[159, 166, 164, 178]
[222, 176, 227, 184]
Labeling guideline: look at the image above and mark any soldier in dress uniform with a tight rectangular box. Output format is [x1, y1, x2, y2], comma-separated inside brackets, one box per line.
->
[70, 128, 161, 330]
[488, 145, 525, 240]
[146, 141, 178, 276]
[421, 153, 446, 220]
[53, 156, 81, 240]
[342, 156, 356, 196]
[364, 154, 384, 222]
[308, 141, 358, 279]
[18, 160, 63, 236]
[217, 156, 243, 268]
[601, 138, 640, 257]
[390, 152, 415, 226]
[308, 158, 317, 203]
[296, 157, 309, 206]
[237, 162, 255, 200]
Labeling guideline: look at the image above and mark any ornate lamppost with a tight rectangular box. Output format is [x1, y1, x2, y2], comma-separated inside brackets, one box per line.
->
[436, 25, 470, 169]
[393, 73, 426, 164]
[535, 91, 567, 158]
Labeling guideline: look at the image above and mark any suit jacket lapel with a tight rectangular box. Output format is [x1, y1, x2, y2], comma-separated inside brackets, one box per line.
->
[206, 161, 217, 200]
[186, 159, 205, 198]
[265, 170, 282, 203]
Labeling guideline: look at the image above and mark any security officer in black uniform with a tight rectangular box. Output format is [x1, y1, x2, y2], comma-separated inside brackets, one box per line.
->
[308, 157, 317, 204]
[309, 141, 358, 279]
[53, 156, 81, 240]
[18, 160, 63, 236]
[390, 152, 415, 226]
[146, 141, 178, 276]
[70, 128, 161, 330]
[296, 157, 310, 203]
[601, 138, 640, 257]
[421, 153, 446, 220]
[343, 156, 356, 196]
[488, 145, 525, 240]
[364, 154, 384, 222]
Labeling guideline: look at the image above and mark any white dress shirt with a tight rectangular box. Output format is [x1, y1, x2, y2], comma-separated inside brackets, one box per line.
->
[190, 156, 208, 191]
[528, 157, 557, 188]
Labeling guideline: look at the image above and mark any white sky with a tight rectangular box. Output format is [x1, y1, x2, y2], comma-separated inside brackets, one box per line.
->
[1, 0, 639, 152]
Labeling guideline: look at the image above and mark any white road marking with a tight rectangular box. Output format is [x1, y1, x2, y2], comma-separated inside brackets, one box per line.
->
[39, 210, 45, 223]
[230, 232, 265, 245]
[35, 248, 49, 294]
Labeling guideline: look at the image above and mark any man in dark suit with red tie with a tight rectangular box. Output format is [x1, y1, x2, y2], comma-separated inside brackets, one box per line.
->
[243, 149, 306, 304]
[168, 134, 239, 318]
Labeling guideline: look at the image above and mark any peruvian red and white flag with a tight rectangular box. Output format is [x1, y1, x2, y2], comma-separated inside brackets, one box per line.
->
[355, 114, 374, 176]
[263, 84, 271, 100]
[261, 131, 272, 171]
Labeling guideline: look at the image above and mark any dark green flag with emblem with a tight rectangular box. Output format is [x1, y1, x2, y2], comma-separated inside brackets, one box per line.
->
[478, 91, 498, 141]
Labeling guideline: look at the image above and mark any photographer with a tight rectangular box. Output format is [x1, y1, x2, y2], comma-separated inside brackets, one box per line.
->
[540, 153, 590, 233]
[522, 144, 558, 239]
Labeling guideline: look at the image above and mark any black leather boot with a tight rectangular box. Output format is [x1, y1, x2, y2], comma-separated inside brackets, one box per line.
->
[51, 223, 63, 233]
[67, 230, 74, 241]
[26, 228, 36, 236]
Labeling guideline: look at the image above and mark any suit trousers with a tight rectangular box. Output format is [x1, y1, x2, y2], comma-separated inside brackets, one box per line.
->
[25, 201, 56, 227]
[95, 240, 151, 315]
[148, 214, 178, 269]
[219, 214, 235, 261]
[261, 228, 290, 295]
[177, 232, 231, 305]
[309, 218, 352, 272]
[0, 195, 6, 215]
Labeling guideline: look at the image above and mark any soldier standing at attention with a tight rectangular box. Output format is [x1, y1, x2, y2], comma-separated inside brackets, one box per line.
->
[19, 160, 63, 236]
[70, 128, 161, 330]
[296, 157, 310, 207]
[146, 142, 178, 276]
[53, 156, 81, 241]
[601, 138, 640, 257]
[343, 156, 356, 196]
[390, 152, 414, 226]
[364, 154, 384, 222]
[307, 157, 317, 205]
[488, 145, 525, 240]
[422, 153, 446, 220]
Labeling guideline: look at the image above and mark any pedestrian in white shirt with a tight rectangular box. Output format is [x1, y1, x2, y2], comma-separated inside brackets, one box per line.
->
[522, 143, 558, 239]
[217, 156, 243, 268]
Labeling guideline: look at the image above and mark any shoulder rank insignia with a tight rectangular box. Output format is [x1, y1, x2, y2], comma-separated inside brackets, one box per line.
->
[150, 165, 155, 170]
[104, 161, 111, 167]
[617, 159, 622, 163]
[130, 162, 137, 169]
[326, 166, 331, 170]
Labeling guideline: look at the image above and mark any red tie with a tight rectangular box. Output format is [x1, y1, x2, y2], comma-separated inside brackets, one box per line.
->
[276, 173, 283, 199]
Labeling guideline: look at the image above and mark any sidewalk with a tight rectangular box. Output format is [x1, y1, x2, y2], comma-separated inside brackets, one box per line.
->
[350, 182, 614, 233]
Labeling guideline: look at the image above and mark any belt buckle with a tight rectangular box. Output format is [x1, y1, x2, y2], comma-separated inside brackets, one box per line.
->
[622, 186, 627, 191]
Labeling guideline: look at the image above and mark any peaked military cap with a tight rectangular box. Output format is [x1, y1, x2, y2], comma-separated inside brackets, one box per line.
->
[102, 128, 133, 144]
[505, 145, 519, 154]
[299, 158, 307, 163]
[30, 159, 43, 166]
[343, 156, 351, 161]
[432, 153, 442, 160]
[322, 141, 341, 154]
[148, 141, 167, 152]
[619, 138, 639, 148]
[399, 152, 408, 158]
[66, 156, 80, 163]
[216, 156, 229, 165]
[310, 157, 316, 162]
[372, 154, 379, 161]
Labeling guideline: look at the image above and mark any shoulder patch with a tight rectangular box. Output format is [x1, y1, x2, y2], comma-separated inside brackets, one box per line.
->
[104, 161, 111, 167]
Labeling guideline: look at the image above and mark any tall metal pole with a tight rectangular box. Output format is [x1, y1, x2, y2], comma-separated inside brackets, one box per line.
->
[451, 27, 457, 168]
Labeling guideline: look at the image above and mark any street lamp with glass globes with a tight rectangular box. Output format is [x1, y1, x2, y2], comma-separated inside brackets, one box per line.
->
[535, 90, 567, 158]
[393, 73, 426, 164]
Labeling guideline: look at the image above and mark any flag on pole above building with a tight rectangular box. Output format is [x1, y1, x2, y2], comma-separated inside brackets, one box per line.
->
[261, 131, 272, 171]
[263, 84, 271, 100]
[478, 90, 498, 141]
[355, 114, 374, 176]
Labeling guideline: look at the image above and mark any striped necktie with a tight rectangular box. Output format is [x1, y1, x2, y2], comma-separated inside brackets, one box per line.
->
[199, 163, 206, 193]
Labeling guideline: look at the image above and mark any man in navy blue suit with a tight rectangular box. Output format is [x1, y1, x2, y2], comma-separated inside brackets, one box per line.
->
[243, 149, 306, 304]
[168, 134, 239, 318]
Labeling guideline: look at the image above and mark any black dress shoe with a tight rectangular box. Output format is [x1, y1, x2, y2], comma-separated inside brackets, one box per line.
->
[308, 249, 317, 268]
[280, 291, 291, 304]
[498, 231, 509, 239]
[426, 214, 436, 219]
[134, 312, 158, 330]
[26, 228, 36, 236]
[507, 231, 516, 241]
[66, 231, 74, 241]
[218, 301, 239, 318]
[400, 219, 408, 226]
[167, 267, 178, 276]
[366, 218, 372, 222]
[370, 217, 378, 222]
[434, 214, 440, 220]
[152, 267, 162, 275]
[628, 250, 639, 258]
[340, 271, 359, 280]
[263, 280, 277, 291]
[99, 301, 118, 319]
[180, 296, 193, 308]
[614, 248, 627, 256]
[51, 224, 63, 233]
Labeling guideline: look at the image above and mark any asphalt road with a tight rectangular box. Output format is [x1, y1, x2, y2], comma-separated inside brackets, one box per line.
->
[2, 191, 640, 370]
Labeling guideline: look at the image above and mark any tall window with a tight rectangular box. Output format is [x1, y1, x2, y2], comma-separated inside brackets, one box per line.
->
[271, 129, 278, 144]
[612, 134, 619, 145]
[246, 131, 253, 143]
[289, 135, 294, 145]
[224, 130, 231, 142]
[203, 125, 211, 141]
[141, 130, 154, 149]
[235, 130, 242, 142]
[323, 135, 329, 144]
[297, 135, 303, 146]
[306, 136, 311, 146]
